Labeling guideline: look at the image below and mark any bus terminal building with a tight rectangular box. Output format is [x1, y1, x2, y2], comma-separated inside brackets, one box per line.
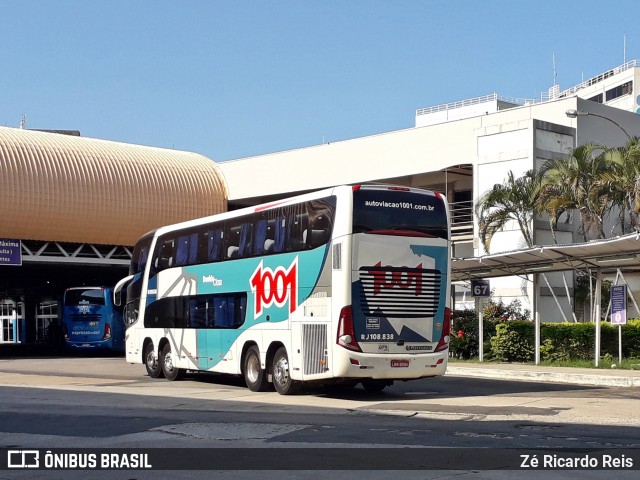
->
[4, 60, 640, 346]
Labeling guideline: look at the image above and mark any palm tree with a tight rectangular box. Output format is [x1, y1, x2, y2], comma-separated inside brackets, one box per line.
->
[537, 143, 615, 241]
[476, 169, 576, 322]
[606, 137, 640, 233]
[476, 169, 541, 252]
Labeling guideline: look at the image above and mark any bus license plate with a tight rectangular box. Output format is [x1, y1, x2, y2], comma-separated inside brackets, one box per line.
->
[391, 359, 410, 368]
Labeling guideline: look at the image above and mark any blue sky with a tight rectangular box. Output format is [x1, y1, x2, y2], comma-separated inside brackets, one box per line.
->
[2, 1, 639, 161]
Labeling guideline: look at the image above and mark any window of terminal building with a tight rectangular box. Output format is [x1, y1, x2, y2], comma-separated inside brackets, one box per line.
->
[587, 93, 603, 103]
[605, 81, 633, 102]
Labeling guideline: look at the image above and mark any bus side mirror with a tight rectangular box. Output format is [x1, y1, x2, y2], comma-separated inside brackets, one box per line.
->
[113, 274, 135, 307]
[114, 290, 123, 308]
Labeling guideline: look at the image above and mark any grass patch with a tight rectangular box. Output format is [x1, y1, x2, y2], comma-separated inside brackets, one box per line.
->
[449, 357, 640, 370]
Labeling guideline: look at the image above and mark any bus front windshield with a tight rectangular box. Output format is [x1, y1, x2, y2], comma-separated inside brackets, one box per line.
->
[352, 188, 448, 240]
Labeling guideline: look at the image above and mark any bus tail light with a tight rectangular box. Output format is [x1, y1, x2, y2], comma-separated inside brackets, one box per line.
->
[103, 323, 112, 341]
[434, 307, 452, 352]
[63, 323, 68, 341]
[337, 306, 362, 352]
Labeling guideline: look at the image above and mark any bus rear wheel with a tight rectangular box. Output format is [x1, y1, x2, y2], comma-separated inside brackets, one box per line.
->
[244, 346, 270, 392]
[272, 347, 299, 395]
[160, 343, 185, 381]
[144, 342, 164, 378]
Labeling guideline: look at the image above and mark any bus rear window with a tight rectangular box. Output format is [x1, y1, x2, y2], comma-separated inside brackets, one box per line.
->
[64, 289, 105, 306]
[353, 189, 448, 240]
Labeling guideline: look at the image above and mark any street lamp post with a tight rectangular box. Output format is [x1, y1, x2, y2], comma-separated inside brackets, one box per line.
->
[565, 109, 632, 141]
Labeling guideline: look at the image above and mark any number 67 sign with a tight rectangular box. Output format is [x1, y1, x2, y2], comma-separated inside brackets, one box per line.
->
[471, 279, 491, 297]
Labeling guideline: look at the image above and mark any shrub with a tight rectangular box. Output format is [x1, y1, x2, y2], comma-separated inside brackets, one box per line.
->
[621, 319, 640, 357]
[540, 323, 594, 361]
[490, 321, 534, 362]
[450, 310, 479, 359]
[450, 312, 640, 364]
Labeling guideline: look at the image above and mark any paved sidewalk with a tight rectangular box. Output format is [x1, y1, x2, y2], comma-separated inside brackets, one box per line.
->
[447, 361, 640, 387]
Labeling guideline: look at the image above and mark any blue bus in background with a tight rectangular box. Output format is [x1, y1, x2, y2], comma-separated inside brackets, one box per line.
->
[62, 287, 125, 352]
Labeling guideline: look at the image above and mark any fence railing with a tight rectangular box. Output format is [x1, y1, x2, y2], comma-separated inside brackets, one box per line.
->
[450, 200, 473, 239]
[416, 93, 537, 116]
[543, 60, 639, 101]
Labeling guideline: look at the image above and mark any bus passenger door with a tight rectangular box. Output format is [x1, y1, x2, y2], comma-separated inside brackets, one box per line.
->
[191, 298, 219, 370]
[214, 295, 247, 371]
[195, 295, 246, 371]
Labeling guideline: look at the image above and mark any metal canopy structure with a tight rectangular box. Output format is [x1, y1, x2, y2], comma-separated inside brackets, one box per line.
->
[452, 232, 640, 367]
[452, 232, 640, 282]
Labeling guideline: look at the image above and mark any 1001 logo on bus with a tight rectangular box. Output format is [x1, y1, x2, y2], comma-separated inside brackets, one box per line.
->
[250, 258, 298, 319]
[368, 261, 423, 296]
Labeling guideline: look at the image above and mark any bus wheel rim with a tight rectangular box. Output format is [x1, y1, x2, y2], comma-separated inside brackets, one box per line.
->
[274, 357, 289, 385]
[164, 352, 174, 372]
[146, 351, 157, 370]
[247, 355, 260, 383]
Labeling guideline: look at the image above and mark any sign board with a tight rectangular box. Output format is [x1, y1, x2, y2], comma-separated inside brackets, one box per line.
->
[471, 279, 491, 297]
[0, 239, 22, 266]
[611, 284, 627, 325]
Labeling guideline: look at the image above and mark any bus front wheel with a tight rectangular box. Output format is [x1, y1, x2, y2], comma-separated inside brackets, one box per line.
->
[144, 342, 164, 378]
[243, 346, 270, 392]
[160, 343, 185, 381]
[272, 347, 299, 395]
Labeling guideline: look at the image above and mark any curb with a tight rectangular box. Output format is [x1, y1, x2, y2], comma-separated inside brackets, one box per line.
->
[446, 366, 640, 388]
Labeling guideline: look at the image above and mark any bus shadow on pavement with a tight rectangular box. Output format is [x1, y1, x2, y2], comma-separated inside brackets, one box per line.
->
[184, 369, 606, 401]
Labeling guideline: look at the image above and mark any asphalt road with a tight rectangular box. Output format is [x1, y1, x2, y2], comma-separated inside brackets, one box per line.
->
[0, 357, 639, 480]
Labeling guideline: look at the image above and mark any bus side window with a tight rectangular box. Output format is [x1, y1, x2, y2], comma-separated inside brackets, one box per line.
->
[226, 226, 240, 259]
[308, 214, 331, 248]
[133, 245, 149, 274]
[200, 227, 223, 263]
[176, 235, 189, 266]
[288, 214, 309, 251]
[139, 247, 149, 273]
[254, 218, 268, 255]
[273, 216, 286, 253]
[188, 298, 207, 328]
[156, 239, 175, 271]
[188, 232, 198, 264]
[176, 232, 199, 267]
[205, 298, 216, 328]
[238, 222, 252, 257]
[225, 216, 254, 259]
[236, 296, 247, 327]
[213, 297, 235, 327]
[210, 294, 246, 328]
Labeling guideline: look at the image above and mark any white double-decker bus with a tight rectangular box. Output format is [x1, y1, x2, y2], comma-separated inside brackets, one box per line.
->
[115, 184, 451, 394]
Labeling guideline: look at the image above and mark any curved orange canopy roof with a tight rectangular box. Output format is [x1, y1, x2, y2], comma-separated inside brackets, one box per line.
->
[0, 127, 227, 246]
